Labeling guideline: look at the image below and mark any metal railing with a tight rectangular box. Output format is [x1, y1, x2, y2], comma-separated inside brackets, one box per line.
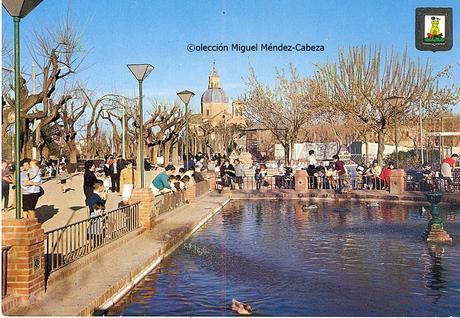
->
[154, 191, 186, 215]
[2, 246, 12, 298]
[216, 173, 460, 193]
[44, 203, 140, 278]
[406, 176, 460, 193]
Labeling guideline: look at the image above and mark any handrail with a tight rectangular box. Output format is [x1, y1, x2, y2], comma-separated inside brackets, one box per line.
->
[2, 246, 12, 297]
[44, 203, 140, 279]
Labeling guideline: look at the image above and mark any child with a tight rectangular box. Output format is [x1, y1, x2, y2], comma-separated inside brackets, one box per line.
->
[180, 175, 191, 190]
[103, 175, 111, 193]
[87, 180, 107, 216]
[355, 164, 366, 190]
[326, 164, 336, 190]
[57, 164, 71, 193]
[88, 202, 106, 244]
[314, 166, 325, 190]
[168, 175, 177, 192]
[422, 163, 434, 191]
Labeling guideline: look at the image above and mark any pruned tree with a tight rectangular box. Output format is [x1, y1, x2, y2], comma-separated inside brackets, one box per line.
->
[314, 45, 459, 164]
[144, 102, 185, 164]
[2, 17, 86, 157]
[242, 64, 316, 163]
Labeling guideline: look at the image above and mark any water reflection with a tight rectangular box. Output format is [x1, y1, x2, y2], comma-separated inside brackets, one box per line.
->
[110, 201, 460, 317]
[425, 244, 448, 305]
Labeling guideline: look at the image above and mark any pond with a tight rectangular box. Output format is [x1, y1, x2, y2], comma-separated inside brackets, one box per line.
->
[108, 200, 460, 316]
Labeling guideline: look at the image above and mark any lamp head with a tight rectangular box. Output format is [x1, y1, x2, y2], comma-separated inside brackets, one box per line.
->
[177, 90, 195, 105]
[2, 0, 43, 18]
[127, 64, 154, 81]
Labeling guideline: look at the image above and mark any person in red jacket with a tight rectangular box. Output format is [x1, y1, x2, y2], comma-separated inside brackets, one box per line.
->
[380, 162, 394, 191]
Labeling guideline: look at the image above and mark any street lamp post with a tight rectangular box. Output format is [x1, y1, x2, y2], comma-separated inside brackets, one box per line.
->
[127, 64, 154, 188]
[384, 96, 405, 169]
[3, 0, 44, 219]
[176, 90, 195, 166]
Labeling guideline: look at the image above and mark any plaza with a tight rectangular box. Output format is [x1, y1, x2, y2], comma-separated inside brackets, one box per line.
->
[2, 0, 460, 317]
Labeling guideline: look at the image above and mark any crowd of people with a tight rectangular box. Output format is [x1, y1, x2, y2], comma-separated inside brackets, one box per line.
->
[1, 150, 458, 221]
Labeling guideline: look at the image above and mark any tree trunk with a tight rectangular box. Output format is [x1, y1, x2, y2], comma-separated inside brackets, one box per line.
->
[377, 129, 386, 165]
[68, 140, 78, 163]
[151, 145, 158, 164]
[171, 143, 179, 165]
[164, 141, 171, 164]
[283, 143, 289, 165]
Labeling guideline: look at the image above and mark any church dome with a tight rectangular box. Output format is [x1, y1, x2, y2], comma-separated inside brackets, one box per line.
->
[201, 88, 229, 104]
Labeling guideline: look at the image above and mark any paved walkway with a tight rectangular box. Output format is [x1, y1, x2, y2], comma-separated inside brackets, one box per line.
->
[2, 170, 161, 232]
[9, 192, 230, 316]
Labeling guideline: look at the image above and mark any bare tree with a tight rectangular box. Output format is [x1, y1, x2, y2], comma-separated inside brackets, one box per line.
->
[2, 17, 85, 157]
[242, 64, 316, 163]
[315, 45, 459, 163]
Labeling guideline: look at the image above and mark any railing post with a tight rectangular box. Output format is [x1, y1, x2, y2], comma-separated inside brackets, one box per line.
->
[390, 169, 406, 195]
[129, 188, 155, 230]
[185, 178, 197, 203]
[2, 218, 45, 304]
[295, 170, 308, 192]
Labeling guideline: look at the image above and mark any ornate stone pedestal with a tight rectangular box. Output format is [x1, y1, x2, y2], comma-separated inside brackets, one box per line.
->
[423, 192, 453, 243]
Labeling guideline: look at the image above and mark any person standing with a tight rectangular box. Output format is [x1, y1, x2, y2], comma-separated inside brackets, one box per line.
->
[233, 159, 246, 189]
[20, 159, 42, 218]
[333, 155, 346, 190]
[2, 160, 12, 210]
[307, 150, 317, 189]
[441, 154, 458, 190]
[57, 164, 71, 193]
[83, 160, 98, 206]
[110, 157, 122, 192]
[120, 160, 136, 205]
[223, 160, 236, 189]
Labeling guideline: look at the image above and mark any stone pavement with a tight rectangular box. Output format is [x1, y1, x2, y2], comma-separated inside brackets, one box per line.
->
[9, 192, 230, 316]
[2, 170, 161, 232]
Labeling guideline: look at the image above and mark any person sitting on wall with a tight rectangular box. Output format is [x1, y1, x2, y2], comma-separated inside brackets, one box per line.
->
[365, 160, 382, 190]
[150, 164, 176, 196]
[379, 162, 394, 192]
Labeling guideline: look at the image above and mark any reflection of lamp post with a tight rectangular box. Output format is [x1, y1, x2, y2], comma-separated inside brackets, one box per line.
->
[177, 90, 195, 165]
[3, 0, 44, 219]
[127, 64, 154, 188]
[384, 96, 405, 169]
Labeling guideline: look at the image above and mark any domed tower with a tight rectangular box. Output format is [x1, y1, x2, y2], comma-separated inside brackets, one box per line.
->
[201, 62, 229, 123]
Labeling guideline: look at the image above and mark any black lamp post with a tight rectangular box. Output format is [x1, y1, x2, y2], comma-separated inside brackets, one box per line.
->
[127, 64, 154, 188]
[3, 0, 43, 219]
[177, 90, 195, 165]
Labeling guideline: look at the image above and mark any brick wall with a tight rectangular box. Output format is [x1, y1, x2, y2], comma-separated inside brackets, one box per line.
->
[2, 218, 46, 305]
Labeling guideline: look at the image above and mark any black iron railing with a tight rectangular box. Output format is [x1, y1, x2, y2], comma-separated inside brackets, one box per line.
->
[44, 203, 139, 278]
[215, 173, 460, 193]
[2, 246, 12, 297]
[154, 191, 186, 215]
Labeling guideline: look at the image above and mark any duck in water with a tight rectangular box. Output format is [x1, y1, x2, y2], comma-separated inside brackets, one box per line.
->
[231, 299, 252, 316]
[302, 204, 318, 210]
[367, 202, 380, 208]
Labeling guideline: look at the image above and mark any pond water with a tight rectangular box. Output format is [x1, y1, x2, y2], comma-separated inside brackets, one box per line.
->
[109, 200, 460, 316]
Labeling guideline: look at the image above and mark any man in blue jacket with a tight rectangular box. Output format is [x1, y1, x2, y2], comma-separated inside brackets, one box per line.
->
[151, 165, 176, 196]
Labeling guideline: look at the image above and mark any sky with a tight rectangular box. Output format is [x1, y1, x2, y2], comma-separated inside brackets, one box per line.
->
[2, 0, 460, 114]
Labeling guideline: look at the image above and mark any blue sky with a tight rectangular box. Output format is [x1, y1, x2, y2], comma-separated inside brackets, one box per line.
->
[2, 0, 460, 113]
